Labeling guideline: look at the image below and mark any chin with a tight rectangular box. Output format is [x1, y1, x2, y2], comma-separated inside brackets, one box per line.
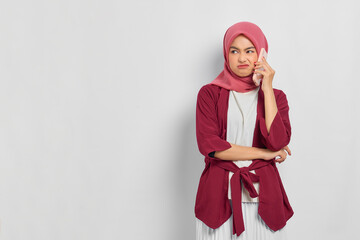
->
[236, 71, 252, 77]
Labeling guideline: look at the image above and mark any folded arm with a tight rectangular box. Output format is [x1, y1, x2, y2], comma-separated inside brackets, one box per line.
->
[210, 143, 266, 161]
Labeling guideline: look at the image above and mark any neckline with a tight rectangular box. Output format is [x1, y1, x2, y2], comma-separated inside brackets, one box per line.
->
[231, 86, 260, 95]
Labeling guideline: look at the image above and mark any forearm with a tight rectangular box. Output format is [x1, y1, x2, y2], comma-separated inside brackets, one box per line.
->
[214, 143, 265, 161]
[263, 86, 278, 134]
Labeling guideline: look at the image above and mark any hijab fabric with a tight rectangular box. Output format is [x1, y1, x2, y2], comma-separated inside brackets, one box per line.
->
[210, 21, 269, 92]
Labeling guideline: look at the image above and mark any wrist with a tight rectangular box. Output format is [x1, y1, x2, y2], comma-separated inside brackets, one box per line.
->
[256, 147, 266, 159]
[261, 83, 273, 93]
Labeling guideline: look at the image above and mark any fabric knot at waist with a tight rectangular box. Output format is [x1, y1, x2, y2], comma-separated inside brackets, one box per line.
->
[232, 166, 259, 198]
[209, 158, 273, 237]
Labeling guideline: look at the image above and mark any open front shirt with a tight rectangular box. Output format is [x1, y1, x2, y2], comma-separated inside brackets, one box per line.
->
[194, 83, 294, 237]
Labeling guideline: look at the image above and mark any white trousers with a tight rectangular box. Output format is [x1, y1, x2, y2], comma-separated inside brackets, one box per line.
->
[196, 200, 288, 240]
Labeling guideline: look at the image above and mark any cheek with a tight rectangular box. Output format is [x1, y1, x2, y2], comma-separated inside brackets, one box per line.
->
[252, 55, 258, 62]
[228, 55, 236, 67]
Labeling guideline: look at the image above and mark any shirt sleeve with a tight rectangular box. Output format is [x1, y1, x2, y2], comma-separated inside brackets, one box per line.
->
[196, 86, 232, 158]
[259, 90, 292, 152]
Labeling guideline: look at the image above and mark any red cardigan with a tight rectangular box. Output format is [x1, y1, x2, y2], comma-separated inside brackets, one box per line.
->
[194, 83, 294, 236]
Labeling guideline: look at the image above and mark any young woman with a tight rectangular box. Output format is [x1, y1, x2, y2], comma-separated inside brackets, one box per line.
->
[194, 21, 294, 240]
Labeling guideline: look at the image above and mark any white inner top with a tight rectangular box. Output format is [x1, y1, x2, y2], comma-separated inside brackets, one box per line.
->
[226, 86, 260, 202]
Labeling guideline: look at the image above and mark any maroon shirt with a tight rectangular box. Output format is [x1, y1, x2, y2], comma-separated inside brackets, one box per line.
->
[194, 83, 294, 236]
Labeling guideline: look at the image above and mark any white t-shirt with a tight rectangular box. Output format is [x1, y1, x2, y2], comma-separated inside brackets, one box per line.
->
[226, 86, 260, 202]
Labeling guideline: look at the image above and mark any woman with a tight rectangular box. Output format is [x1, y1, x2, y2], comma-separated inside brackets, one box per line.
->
[194, 21, 294, 240]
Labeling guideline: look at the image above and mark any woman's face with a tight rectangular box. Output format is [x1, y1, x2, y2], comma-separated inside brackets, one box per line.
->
[228, 34, 258, 77]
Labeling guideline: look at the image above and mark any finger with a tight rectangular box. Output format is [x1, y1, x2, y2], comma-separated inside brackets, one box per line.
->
[254, 62, 267, 70]
[283, 150, 290, 156]
[280, 152, 287, 160]
[285, 146, 291, 156]
[282, 148, 288, 156]
[254, 65, 268, 71]
[283, 146, 291, 156]
[275, 155, 284, 162]
[254, 69, 266, 75]
[255, 61, 270, 73]
[276, 156, 286, 163]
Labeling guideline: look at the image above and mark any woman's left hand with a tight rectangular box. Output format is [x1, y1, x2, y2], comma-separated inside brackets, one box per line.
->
[254, 56, 275, 91]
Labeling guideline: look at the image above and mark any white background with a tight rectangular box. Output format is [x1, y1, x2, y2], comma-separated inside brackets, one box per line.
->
[0, 0, 359, 239]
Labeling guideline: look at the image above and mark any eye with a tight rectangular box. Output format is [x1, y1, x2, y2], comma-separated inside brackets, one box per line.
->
[231, 50, 238, 54]
[247, 50, 254, 53]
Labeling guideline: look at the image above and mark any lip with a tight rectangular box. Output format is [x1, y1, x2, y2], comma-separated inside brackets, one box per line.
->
[237, 64, 249, 68]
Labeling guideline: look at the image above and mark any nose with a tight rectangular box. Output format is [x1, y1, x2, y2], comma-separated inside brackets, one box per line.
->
[238, 53, 247, 63]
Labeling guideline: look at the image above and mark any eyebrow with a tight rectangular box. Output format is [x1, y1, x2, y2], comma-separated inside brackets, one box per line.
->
[230, 46, 255, 51]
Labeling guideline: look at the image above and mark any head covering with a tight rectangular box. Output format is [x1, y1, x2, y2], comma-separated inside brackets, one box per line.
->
[210, 21, 268, 92]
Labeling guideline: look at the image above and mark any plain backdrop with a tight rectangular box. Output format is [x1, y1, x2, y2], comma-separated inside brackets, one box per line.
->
[0, 0, 359, 239]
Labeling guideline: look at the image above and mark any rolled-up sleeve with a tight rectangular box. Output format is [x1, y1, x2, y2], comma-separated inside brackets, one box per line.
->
[259, 90, 291, 151]
[196, 86, 232, 157]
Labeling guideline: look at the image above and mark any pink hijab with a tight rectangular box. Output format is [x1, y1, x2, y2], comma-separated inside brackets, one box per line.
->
[210, 21, 268, 92]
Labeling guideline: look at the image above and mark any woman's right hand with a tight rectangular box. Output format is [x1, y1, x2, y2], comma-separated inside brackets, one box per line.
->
[262, 145, 292, 163]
